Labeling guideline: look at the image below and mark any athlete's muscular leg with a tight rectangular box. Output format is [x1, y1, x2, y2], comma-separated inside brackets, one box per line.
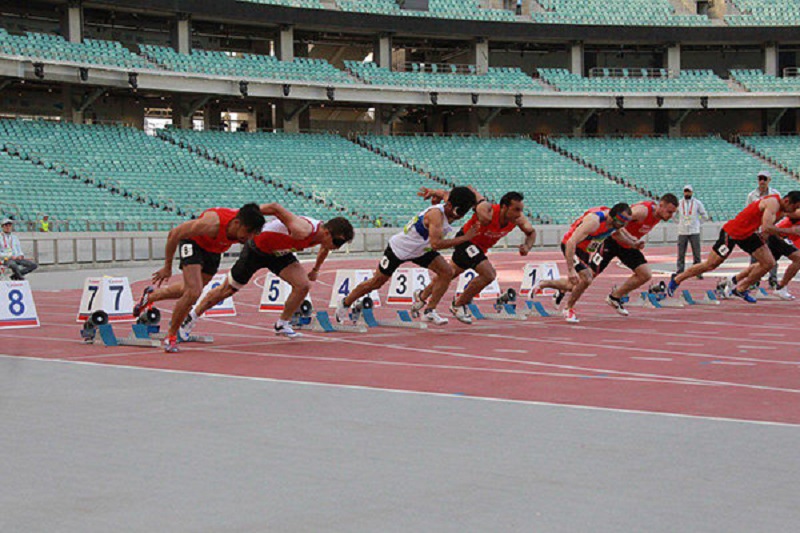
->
[736, 245, 776, 292]
[278, 262, 312, 321]
[540, 278, 576, 293]
[167, 268, 212, 337]
[611, 264, 652, 299]
[564, 269, 593, 309]
[674, 251, 726, 285]
[424, 255, 455, 311]
[343, 271, 390, 307]
[148, 281, 185, 303]
[454, 260, 495, 307]
[419, 259, 459, 303]
[194, 279, 237, 317]
[779, 251, 800, 288]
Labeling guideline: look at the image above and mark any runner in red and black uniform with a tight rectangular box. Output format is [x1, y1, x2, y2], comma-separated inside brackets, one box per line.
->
[726, 214, 800, 301]
[135, 203, 265, 352]
[540, 203, 633, 323]
[668, 191, 800, 302]
[415, 190, 536, 324]
[183, 206, 354, 339]
[599, 194, 679, 315]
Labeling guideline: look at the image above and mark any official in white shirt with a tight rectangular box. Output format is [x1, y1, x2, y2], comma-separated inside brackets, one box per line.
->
[676, 185, 709, 274]
[746, 170, 780, 286]
[1, 218, 38, 280]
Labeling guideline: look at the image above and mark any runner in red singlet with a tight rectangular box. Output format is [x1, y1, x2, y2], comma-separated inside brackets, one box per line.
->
[726, 214, 800, 301]
[415, 190, 537, 324]
[539, 202, 633, 323]
[134, 203, 266, 352]
[184, 206, 354, 339]
[668, 191, 800, 302]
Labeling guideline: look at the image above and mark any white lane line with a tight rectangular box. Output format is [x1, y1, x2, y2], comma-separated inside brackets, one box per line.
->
[610, 339, 637, 344]
[632, 357, 674, 362]
[750, 333, 786, 337]
[739, 346, 776, 350]
[666, 342, 705, 347]
[559, 352, 597, 357]
[494, 349, 528, 354]
[433, 346, 464, 350]
[710, 361, 756, 367]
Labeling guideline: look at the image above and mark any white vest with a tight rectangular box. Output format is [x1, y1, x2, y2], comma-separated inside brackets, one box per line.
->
[389, 204, 453, 261]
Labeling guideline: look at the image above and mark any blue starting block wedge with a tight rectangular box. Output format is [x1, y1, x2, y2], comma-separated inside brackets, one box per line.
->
[356, 308, 427, 329]
[314, 311, 337, 332]
[681, 289, 719, 306]
[646, 293, 663, 308]
[96, 324, 161, 348]
[682, 290, 697, 305]
[361, 308, 381, 328]
[706, 290, 719, 301]
[98, 324, 119, 346]
[467, 303, 486, 320]
[132, 323, 159, 339]
[525, 301, 550, 317]
[502, 304, 517, 315]
[397, 310, 414, 322]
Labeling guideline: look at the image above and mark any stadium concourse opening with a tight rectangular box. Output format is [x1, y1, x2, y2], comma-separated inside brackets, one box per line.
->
[2, 0, 800, 531]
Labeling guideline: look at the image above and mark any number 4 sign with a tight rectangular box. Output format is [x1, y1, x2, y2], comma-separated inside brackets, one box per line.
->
[0, 280, 39, 329]
[327, 270, 381, 308]
[76, 277, 134, 322]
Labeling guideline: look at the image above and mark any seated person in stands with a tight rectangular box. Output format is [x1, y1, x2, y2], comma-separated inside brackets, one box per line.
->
[1, 218, 38, 280]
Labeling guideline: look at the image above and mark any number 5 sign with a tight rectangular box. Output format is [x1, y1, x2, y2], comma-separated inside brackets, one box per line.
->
[259, 272, 313, 312]
[0, 280, 39, 329]
[76, 277, 134, 322]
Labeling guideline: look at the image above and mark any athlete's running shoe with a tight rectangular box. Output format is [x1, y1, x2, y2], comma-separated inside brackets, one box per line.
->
[731, 288, 757, 303]
[774, 286, 795, 301]
[335, 298, 352, 324]
[563, 308, 579, 323]
[274, 319, 302, 338]
[178, 311, 198, 341]
[666, 274, 679, 298]
[605, 294, 629, 317]
[449, 299, 473, 324]
[423, 309, 448, 325]
[552, 289, 566, 310]
[162, 335, 179, 353]
[133, 285, 154, 318]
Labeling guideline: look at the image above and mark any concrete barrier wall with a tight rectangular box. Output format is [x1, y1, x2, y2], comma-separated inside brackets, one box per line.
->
[17, 223, 724, 268]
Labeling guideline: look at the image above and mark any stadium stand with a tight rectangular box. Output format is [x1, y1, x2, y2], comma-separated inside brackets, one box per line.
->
[739, 136, 800, 178]
[357, 134, 645, 224]
[538, 68, 730, 93]
[725, 0, 800, 26]
[0, 120, 344, 226]
[335, 0, 516, 21]
[345, 61, 541, 91]
[0, 148, 181, 231]
[158, 129, 445, 226]
[237, 0, 326, 8]
[0, 29, 155, 70]
[139, 45, 355, 84]
[530, 0, 710, 26]
[549, 136, 800, 221]
[729, 69, 800, 92]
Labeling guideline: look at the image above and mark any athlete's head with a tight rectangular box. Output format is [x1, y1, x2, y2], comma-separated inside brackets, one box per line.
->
[322, 217, 354, 250]
[609, 203, 632, 229]
[228, 203, 266, 243]
[499, 192, 525, 223]
[445, 186, 477, 220]
[656, 193, 679, 222]
[780, 191, 800, 214]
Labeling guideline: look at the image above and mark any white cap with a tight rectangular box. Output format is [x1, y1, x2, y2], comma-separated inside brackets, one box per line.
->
[683, 185, 693, 192]
[1, 218, 13, 225]
[758, 170, 771, 179]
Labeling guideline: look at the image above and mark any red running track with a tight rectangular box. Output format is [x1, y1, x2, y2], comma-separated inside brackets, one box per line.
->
[3, 248, 799, 424]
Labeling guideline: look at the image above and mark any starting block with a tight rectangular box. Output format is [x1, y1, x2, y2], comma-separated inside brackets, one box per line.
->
[359, 308, 427, 329]
[524, 300, 551, 317]
[465, 288, 528, 321]
[290, 300, 368, 333]
[681, 289, 720, 306]
[80, 307, 215, 347]
[753, 287, 780, 301]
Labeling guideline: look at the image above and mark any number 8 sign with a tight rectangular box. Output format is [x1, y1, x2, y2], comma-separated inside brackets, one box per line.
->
[0, 280, 39, 329]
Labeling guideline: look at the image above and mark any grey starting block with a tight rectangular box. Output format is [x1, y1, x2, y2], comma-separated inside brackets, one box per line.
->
[96, 324, 161, 348]
[294, 311, 368, 333]
[359, 308, 427, 329]
[753, 287, 780, 301]
[152, 331, 215, 344]
[524, 300, 551, 317]
[681, 289, 720, 306]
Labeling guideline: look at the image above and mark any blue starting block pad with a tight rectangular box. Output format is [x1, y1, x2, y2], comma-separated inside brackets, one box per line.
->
[466, 303, 526, 321]
[681, 289, 720, 306]
[293, 311, 368, 333]
[359, 308, 427, 329]
[96, 324, 161, 348]
[525, 301, 550, 317]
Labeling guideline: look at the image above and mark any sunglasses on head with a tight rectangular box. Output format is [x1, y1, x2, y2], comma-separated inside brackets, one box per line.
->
[613, 213, 631, 225]
[758, 176, 769, 181]
[332, 236, 348, 248]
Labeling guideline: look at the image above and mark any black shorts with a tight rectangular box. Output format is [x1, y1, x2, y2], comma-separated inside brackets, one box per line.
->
[767, 235, 798, 260]
[560, 242, 598, 274]
[229, 240, 298, 289]
[594, 236, 648, 275]
[179, 239, 222, 276]
[711, 229, 765, 259]
[451, 239, 489, 271]
[378, 244, 440, 276]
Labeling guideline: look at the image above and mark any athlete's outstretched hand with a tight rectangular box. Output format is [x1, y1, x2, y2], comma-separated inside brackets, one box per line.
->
[152, 266, 172, 286]
[464, 224, 479, 240]
[308, 268, 319, 282]
[567, 270, 580, 286]
[518, 243, 531, 256]
[418, 187, 443, 204]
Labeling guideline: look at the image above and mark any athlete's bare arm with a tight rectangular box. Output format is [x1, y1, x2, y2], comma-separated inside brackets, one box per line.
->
[426, 208, 478, 250]
[776, 211, 800, 236]
[613, 204, 646, 249]
[259, 203, 313, 239]
[517, 215, 536, 256]
[153, 211, 220, 285]
[418, 187, 447, 204]
[474, 199, 494, 226]
[759, 197, 782, 236]
[565, 215, 600, 284]
[308, 247, 329, 282]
